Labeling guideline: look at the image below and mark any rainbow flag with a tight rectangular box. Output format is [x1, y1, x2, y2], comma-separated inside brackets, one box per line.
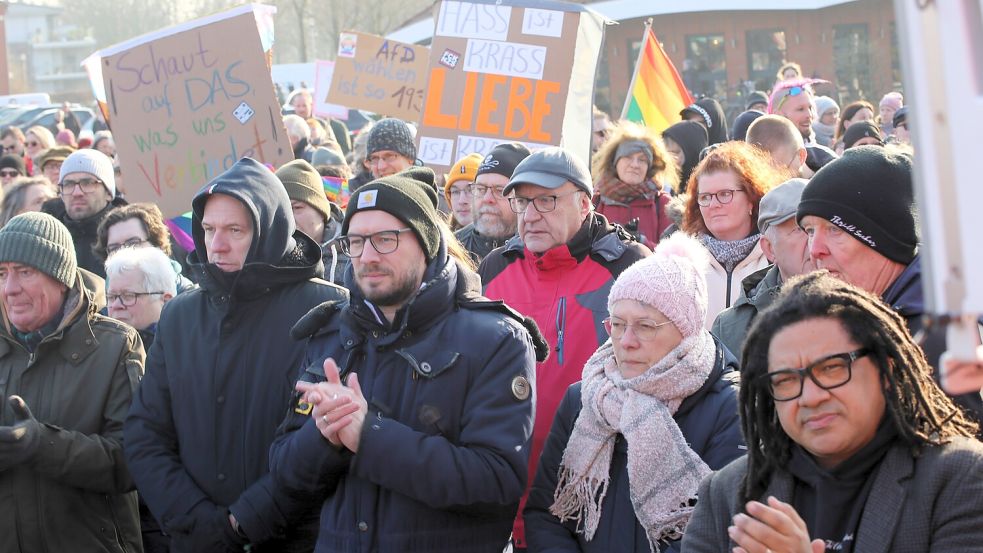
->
[621, 27, 694, 133]
[323, 176, 350, 208]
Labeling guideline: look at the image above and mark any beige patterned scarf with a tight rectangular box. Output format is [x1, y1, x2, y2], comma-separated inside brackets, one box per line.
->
[550, 331, 716, 552]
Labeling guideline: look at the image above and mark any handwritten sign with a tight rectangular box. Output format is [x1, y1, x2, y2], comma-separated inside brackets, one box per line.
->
[417, 0, 606, 171]
[93, 8, 291, 218]
[327, 30, 429, 122]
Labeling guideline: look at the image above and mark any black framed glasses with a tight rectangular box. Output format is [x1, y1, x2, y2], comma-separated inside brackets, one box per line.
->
[603, 317, 672, 341]
[106, 238, 150, 255]
[758, 348, 871, 401]
[508, 190, 583, 214]
[59, 177, 104, 195]
[340, 228, 412, 258]
[470, 183, 508, 198]
[107, 291, 165, 307]
[697, 189, 745, 207]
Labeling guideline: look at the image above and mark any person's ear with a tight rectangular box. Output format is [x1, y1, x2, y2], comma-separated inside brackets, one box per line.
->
[759, 234, 776, 263]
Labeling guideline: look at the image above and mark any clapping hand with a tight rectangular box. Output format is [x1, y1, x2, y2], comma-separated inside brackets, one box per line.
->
[295, 359, 367, 452]
[729, 496, 825, 553]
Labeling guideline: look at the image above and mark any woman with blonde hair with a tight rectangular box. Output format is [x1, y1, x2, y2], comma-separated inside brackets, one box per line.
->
[683, 141, 787, 326]
[592, 120, 679, 249]
[25, 125, 55, 170]
[0, 177, 55, 227]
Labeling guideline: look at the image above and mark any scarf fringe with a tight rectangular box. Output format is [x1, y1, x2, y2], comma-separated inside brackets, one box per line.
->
[550, 467, 610, 540]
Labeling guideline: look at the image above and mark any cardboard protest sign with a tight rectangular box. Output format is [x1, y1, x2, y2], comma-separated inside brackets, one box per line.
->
[327, 31, 430, 121]
[417, 0, 606, 171]
[313, 60, 349, 119]
[83, 5, 291, 219]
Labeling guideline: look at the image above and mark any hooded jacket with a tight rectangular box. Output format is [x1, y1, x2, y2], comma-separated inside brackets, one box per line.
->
[270, 242, 541, 553]
[42, 195, 128, 278]
[524, 337, 744, 553]
[682, 99, 728, 146]
[124, 158, 348, 552]
[478, 212, 650, 546]
[662, 121, 708, 193]
[0, 270, 145, 553]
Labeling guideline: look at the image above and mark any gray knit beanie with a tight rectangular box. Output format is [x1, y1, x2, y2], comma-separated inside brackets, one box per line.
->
[366, 118, 416, 160]
[0, 212, 77, 287]
[59, 149, 116, 197]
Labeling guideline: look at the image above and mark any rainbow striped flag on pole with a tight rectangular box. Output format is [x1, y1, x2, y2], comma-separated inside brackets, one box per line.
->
[621, 21, 693, 133]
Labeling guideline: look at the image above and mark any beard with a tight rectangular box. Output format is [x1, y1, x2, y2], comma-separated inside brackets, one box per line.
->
[356, 262, 423, 308]
[474, 207, 516, 239]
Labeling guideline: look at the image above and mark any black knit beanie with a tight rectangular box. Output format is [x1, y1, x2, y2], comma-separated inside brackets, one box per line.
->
[342, 167, 441, 262]
[797, 146, 918, 264]
[476, 142, 532, 179]
[842, 120, 884, 149]
[0, 154, 25, 175]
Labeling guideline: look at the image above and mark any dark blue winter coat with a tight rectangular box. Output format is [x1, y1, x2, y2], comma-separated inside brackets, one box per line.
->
[524, 338, 744, 553]
[124, 158, 349, 552]
[269, 246, 540, 553]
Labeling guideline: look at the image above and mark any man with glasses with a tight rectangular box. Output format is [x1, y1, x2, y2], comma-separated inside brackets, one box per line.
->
[270, 166, 542, 551]
[797, 146, 983, 423]
[0, 153, 25, 189]
[478, 146, 650, 549]
[125, 157, 348, 552]
[0, 212, 144, 552]
[683, 272, 983, 553]
[443, 153, 482, 230]
[747, 115, 814, 179]
[41, 149, 125, 277]
[37, 145, 74, 187]
[768, 79, 837, 173]
[364, 118, 417, 179]
[455, 142, 530, 261]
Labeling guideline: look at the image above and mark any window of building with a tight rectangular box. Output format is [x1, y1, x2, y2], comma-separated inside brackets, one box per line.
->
[746, 29, 786, 91]
[683, 34, 727, 99]
[833, 23, 872, 102]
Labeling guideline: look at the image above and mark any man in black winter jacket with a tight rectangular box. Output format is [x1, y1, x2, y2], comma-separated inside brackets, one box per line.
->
[124, 157, 348, 552]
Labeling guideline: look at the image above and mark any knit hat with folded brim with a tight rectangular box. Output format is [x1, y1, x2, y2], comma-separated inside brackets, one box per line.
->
[0, 212, 77, 288]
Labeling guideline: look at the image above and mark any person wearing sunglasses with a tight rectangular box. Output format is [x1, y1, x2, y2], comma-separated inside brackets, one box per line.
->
[23, 125, 54, 164]
[768, 79, 838, 172]
[480, 146, 651, 548]
[683, 271, 983, 553]
[37, 149, 124, 278]
[683, 141, 784, 328]
[270, 166, 543, 553]
[0, 153, 25, 190]
[525, 233, 743, 552]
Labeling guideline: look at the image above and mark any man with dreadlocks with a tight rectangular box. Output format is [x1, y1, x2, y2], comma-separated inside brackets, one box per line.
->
[681, 272, 983, 553]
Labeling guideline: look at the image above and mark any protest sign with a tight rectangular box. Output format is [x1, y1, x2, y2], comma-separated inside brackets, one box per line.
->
[327, 31, 430, 121]
[313, 60, 349, 119]
[416, 0, 606, 171]
[83, 5, 292, 219]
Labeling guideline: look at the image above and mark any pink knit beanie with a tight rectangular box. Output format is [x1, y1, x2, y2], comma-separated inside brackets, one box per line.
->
[607, 233, 710, 337]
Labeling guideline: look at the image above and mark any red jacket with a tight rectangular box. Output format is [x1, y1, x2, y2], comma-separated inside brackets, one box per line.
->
[593, 189, 672, 250]
[478, 213, 650, 547]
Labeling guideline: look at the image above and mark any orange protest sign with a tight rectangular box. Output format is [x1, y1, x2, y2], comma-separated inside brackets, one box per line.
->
[327, 31, 430, 122]
[93, 7, 292, 218]
[416, 0, 606, 170]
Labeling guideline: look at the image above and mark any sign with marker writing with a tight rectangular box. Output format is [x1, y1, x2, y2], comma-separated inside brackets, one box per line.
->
[87, 6, 291, 218]
[313, 60, 349, 120]
[417, 0, 607, 171]
[327, 30, 430, 122]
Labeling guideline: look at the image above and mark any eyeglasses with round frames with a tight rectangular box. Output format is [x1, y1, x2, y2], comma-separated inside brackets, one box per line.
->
[107, 291, 165, 307]
[603, 317, 672, 341]
[59, 177, 104, 195]
[508, 190, 583, 214]
[758, 348, 871, 401]
[340, 228, 412, 258]
[697, 189, 746, 207]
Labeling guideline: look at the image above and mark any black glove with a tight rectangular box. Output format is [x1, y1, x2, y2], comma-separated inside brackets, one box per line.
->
[0, 395, 41, 470]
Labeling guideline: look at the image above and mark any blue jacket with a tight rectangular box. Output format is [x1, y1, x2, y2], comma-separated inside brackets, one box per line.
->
[524, 338, 744, 553]
[124, 158, 349, 552]
[269, 248, 541, 553]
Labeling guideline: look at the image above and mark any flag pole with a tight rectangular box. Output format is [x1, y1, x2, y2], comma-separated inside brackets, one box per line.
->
[620, 18, 654, 120]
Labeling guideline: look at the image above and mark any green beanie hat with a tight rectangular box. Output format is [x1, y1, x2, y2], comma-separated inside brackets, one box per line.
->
[342, 167, 441, 262]
[0, 212, 77, 287]
[276, 159, 332, 222]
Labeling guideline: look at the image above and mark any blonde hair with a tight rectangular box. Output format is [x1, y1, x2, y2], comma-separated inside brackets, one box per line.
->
[591, 120, 679, 192]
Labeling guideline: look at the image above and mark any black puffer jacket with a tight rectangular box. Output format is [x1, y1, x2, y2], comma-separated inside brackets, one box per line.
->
[125, 158, 348, 552]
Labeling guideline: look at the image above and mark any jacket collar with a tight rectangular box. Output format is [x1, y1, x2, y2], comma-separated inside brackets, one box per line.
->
[880, 255, 922, 318]
[502, 212, 633, 266]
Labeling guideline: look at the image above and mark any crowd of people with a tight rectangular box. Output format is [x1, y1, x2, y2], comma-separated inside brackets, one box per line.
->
[0, 53, 980, 553]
